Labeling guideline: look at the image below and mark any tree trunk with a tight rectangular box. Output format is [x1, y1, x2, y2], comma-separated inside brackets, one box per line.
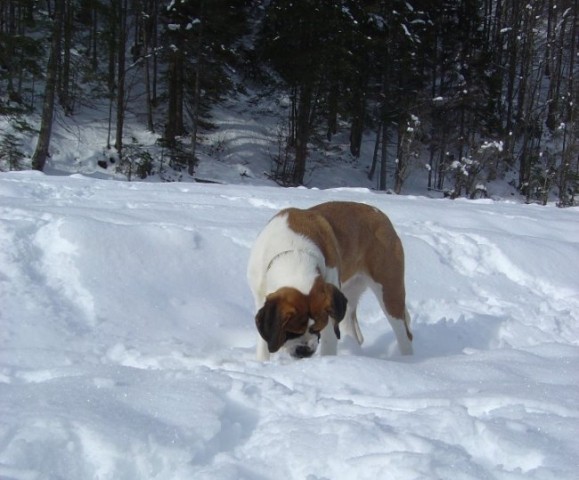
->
[293, 83, 313, 185]
[31, 0, 64, 171]
[142, 1, 154, 132]
[165, 52, 181, 148]
[350, 55, 368, 158]
[368, 122, 381, 181]
[114, 0, 127, 153]
[557, 0, 578, 206]
[326, 81, 338, 141]
[151, 0, 158, 104]
[349, 98, 364, 158]
[379, 122, 388, 191]
[427, 142, 435, 190]
[189, 0, 206, 176]
[394, 123, 405, 194]
[59, 0, 73, 114]
[144, 46, 154, 132]
[4, 0, 17, 96]
[504, 0, 520, 138]
[91, 3, 98, 70]
[107, 0, 117, 95]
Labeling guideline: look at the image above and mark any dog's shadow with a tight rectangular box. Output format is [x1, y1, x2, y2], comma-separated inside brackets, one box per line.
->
[339, 313, 506, 360]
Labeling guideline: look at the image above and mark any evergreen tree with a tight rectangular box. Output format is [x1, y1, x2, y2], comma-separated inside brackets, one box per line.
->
[0, 0, 575, 202]
[160, 0, 250, 173]
[0, 0, 44, 113]
[0, 132, 25, 170]
[260, 0, 374, 185]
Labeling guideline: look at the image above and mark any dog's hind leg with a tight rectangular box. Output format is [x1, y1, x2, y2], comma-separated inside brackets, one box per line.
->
[368, 241, 413, 355]
[340, 274, 367, 345]
[371, 279, 413, 355]
[386, 311, 413, 355]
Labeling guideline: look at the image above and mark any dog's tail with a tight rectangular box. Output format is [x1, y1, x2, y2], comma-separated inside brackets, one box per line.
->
[341, 312, 365, 346]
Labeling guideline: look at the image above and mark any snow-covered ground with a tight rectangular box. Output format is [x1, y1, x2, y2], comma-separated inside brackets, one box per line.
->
[1, 171, 578, 479]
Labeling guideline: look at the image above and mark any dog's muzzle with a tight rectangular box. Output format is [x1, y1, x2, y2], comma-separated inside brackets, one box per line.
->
[292, 345, 315, 359]
[287, 328, 320, 359]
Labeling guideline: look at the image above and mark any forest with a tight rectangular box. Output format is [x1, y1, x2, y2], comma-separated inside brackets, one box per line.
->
[0, 0, 577, 205]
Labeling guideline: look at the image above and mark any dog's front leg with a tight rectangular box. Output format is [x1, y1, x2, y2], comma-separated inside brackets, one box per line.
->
[256, 335, 271, 361]
[319, 323, 338, 356]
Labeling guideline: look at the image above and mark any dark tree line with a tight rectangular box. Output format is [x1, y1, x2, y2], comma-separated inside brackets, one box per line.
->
[1, 0, 251, 178]
[0, 0, 577, 204]
[259, 0, 577, 205]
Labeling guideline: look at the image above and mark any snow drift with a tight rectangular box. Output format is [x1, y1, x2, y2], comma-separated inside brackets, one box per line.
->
[0, 172, 578, 479]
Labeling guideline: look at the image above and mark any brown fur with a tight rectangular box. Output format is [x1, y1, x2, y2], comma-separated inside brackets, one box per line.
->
[284, 201, 411, 341]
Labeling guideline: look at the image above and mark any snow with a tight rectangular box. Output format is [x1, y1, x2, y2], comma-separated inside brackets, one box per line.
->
[1, 171, 578, 479]
[480, 140, 503, 152]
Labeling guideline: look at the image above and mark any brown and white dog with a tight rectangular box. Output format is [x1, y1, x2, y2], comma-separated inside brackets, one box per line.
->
[247, 201, 413, 360]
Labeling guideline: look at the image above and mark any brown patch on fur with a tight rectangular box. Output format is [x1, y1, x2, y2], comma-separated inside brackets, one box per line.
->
[308, 276, 348, 338]
[282, 202, 411, 342]
[281, 209, 341, 269]
[255, 288, 310, 353]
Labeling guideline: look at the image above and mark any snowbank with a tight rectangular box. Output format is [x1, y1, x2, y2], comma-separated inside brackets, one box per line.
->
[1, 172, 578, 479]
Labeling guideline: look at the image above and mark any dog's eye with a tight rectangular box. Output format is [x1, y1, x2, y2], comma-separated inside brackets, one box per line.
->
[309, 328, 321, 338]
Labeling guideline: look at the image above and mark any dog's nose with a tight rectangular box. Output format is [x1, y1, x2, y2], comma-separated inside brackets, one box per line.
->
[293, 345, 314, 358]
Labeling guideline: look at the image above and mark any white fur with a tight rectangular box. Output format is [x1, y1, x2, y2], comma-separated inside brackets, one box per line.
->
[340, 274, 368, 346]
[368, 279, 413, 355]
[247, 214, 322, 301]
[319, 322, 338, 356]
[283, 319, 320, 358]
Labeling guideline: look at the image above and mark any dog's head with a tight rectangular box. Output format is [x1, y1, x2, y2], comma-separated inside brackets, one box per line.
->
[255, 277, 348, 358]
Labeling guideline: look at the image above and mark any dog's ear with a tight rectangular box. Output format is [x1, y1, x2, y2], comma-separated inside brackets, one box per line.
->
[328, 285, 347, 339]
[309, 278, 348, 339]
[256, 289, 310, 353]
[255, 300, 284, 353]
[329, 285, 348, 321]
